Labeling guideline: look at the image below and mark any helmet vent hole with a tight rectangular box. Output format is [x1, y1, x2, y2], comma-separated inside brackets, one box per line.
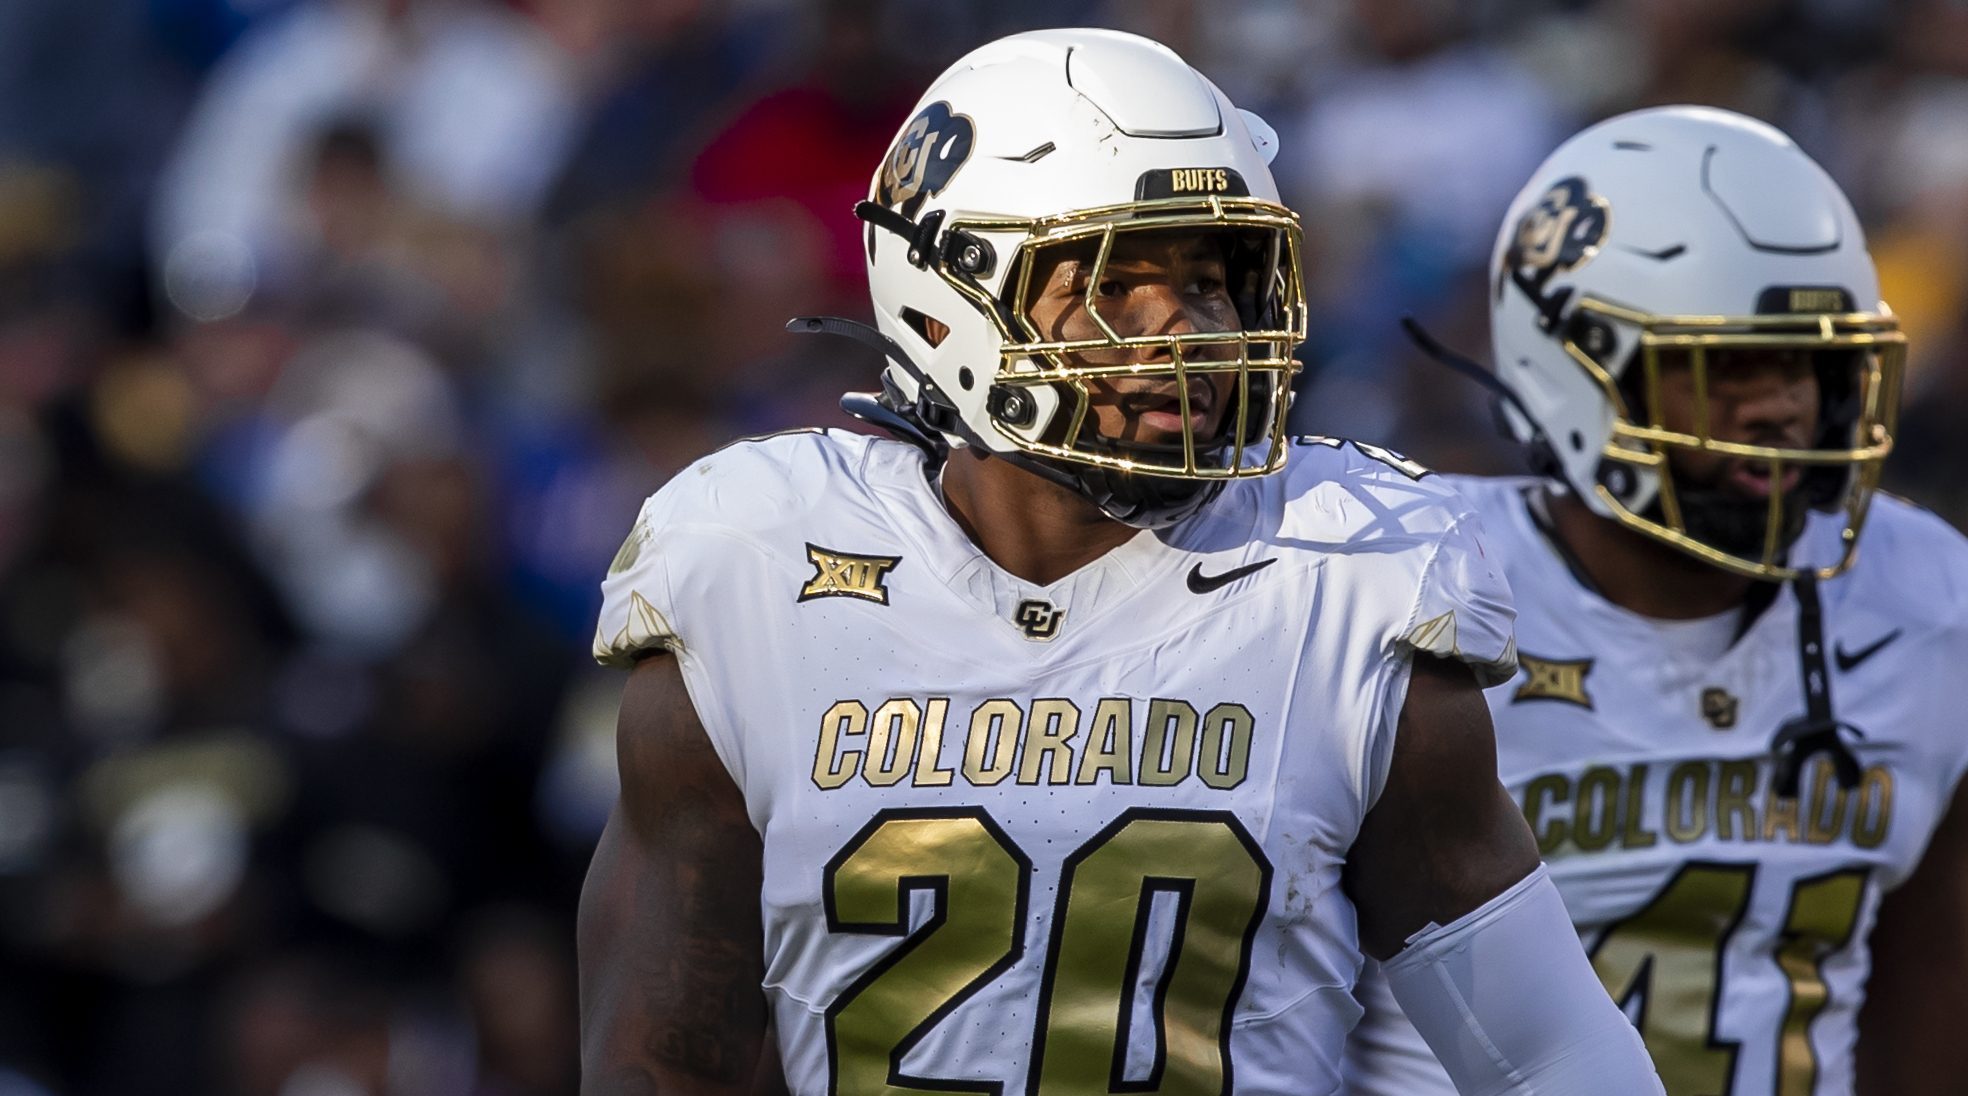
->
[901, 308, 951, 348]
[958, 367, 974, 390]
[1570, 430, 1585, 452]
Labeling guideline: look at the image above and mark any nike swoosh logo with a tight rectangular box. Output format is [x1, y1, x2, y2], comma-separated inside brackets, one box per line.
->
[1834, 628, 1902, 673]
[1187, 558, 1276, 594]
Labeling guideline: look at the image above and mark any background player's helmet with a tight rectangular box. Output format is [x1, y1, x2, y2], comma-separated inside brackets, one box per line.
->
[1489, 105, 1904, 579]
[860, 29, 1306, 528]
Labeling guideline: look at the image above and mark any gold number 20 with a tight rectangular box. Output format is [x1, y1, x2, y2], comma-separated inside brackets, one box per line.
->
[823, 807, 1271, 1095]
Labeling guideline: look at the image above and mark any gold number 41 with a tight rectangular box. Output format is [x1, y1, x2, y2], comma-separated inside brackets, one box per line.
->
[1590, 861, 1867, 1096]
[823, 807, 1272, 1096]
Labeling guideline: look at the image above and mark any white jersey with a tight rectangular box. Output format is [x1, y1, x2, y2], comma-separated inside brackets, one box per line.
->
[594, 430, 1515, 1096]
[1345, 476, 1968, 1096]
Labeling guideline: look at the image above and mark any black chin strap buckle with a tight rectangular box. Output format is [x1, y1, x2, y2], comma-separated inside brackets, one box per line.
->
[854, 201, 994, 277]
[856, 201, 944, 270]
[840, 389, 945, 459]
[788, 315, 960, 455]
[1770, 716, 1865, 798]
[1770, 573, 1866, 798]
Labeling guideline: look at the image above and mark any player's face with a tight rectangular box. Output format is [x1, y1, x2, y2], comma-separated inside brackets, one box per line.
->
[1655, 347, 1823, 498]
[1023, 230, 1242, 447]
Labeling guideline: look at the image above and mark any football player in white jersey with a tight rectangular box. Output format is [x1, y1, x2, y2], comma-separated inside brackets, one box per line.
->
[577, 29, 1662, 1096]
[1344, 106, 1968, 1096]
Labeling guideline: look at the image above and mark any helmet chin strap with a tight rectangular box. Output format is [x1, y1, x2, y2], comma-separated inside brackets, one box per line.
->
[840, 388, 945, 460]
[1400, 319, 1865, 798]
[1400, 317, 1563, 480]
[1063, 458, 1223, 529]
[1770, 573, 1865, 798]
[796, 314, 1216, 527]
[788, 315, 962, 447]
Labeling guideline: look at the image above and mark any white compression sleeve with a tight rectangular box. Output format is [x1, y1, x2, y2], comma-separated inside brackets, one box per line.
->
[1380, 865, 1664, 1096]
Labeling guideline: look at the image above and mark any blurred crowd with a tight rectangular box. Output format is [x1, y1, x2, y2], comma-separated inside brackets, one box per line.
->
[1, 0, 1965, 1093]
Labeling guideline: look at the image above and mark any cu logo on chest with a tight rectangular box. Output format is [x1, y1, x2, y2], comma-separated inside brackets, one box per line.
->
[1013, 599, 1065, 642]
[1700, 687, 1739, 729]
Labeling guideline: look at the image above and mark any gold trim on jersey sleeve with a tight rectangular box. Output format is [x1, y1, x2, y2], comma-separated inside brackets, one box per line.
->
[593, 590, 680, 667]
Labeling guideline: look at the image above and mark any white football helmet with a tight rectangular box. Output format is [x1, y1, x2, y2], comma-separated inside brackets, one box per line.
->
[1488, 106, 1903, 579]
[834, 28, 1306, 527]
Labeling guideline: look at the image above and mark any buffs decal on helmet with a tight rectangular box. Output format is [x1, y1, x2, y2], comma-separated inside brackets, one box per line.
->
[1499, 176, 1610, 329]
[875, 101, 976, 220]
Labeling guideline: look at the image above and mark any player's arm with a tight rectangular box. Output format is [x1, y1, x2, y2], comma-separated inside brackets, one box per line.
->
[1855, 775, 1968, 1095]
[1346, 653, 1540, 957]
[578, 654, 781, 1096]
[1345, 654, 1663, 1095]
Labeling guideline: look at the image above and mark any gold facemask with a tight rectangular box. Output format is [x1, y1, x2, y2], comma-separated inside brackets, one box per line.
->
[1567, 297, 1905, 579]
[935, 195, 1308, 481]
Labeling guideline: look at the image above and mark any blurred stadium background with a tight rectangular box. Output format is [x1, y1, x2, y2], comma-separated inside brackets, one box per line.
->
[1, 0, 1965, 1093]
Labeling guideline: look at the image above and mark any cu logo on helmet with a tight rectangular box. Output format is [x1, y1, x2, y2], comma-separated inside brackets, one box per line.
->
[1501, 176, 1610, 296]
[876, 101, 976, 219]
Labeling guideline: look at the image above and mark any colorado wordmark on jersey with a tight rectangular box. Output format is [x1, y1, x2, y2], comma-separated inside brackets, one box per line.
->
[1344, 475, 1968, 1096]
[595, 430, 1514, 1096]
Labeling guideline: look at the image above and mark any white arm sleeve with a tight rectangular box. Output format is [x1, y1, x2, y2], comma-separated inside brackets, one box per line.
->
[1381, 865, 1664, 1096]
